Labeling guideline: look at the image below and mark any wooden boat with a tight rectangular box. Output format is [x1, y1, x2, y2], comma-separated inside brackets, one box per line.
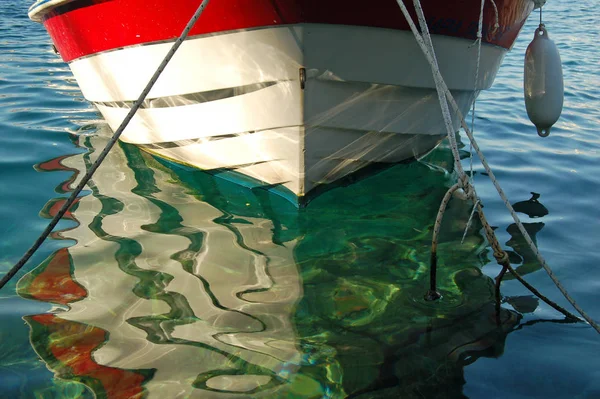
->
[29, 0, 536, 202]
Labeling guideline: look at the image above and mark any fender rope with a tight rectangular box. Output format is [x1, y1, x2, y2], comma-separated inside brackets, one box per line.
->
[0, 0, 211, 291]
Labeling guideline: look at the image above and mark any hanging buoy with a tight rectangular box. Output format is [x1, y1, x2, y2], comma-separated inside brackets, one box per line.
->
[524, 24, 564, 137]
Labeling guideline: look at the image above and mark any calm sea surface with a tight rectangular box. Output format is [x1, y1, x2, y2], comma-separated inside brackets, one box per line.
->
[1, 1, 599, 398]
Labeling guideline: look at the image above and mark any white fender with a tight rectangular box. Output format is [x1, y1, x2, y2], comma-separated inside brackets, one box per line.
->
[524, 24, 564, 137]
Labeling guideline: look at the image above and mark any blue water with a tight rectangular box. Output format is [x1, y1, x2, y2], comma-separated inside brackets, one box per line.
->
[1, 1, 599, 398]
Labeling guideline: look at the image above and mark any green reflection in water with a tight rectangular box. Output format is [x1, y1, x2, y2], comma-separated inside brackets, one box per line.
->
[16, 127, 520, 398]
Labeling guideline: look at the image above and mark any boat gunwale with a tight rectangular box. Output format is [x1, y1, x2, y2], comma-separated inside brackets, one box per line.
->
[32, 0, 533, 61]
[29, 0, 78, 22]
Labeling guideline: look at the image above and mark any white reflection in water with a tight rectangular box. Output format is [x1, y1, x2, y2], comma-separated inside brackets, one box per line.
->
[32, 126, 303, 398]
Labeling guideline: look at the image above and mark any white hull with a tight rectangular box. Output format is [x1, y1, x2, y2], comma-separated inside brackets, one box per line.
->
[69, 24, 507, 198]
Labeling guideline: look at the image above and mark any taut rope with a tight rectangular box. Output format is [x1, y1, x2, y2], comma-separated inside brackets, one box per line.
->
[0, 0, 211, 291]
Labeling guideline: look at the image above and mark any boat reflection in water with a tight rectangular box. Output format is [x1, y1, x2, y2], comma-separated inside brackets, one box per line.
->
[19, 125, 525, 398]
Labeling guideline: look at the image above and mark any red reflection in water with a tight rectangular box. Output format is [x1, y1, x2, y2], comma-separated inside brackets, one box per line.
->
[27, 314, 149, 399]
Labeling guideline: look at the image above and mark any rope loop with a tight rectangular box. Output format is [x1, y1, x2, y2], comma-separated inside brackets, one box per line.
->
[493, 250, 510, 266]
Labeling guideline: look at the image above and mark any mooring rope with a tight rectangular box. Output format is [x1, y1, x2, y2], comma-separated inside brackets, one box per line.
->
[0, 0, 211, 291]
[397, 0, 599, 333]
[427, 183, 460, 301]
[467, 0, 486, 192]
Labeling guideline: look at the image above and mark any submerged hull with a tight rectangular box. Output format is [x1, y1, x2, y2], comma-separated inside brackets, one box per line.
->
[30, 0, 535, 200]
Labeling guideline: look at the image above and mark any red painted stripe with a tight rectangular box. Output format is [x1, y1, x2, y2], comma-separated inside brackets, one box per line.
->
[42, 0, 534, 62]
